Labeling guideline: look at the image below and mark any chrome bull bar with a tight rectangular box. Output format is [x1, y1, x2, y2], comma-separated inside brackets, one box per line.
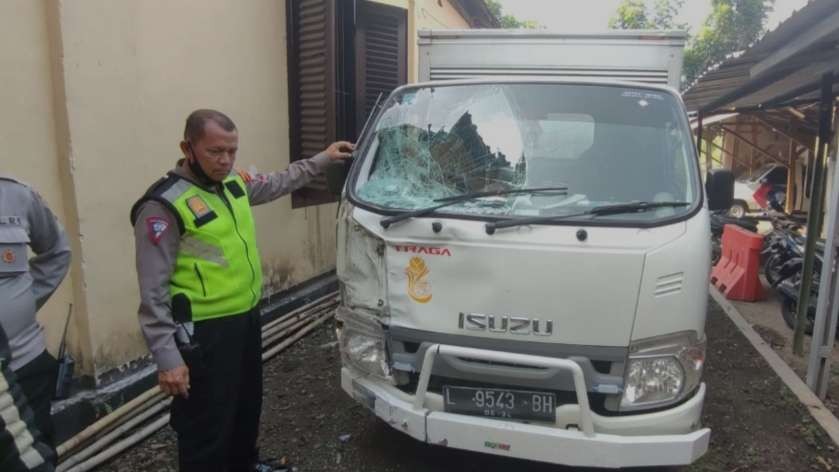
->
[412, 344, 596, 437]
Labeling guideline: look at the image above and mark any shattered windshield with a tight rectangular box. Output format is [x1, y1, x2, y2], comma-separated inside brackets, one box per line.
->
[355, 83, 699, 222]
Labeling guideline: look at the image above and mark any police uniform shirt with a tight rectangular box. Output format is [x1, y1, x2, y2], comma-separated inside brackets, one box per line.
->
[133, 153, 331, 372]
[0, 177, 71, 371]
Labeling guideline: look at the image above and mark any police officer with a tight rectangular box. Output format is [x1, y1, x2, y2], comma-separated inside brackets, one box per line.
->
[0, 176, 71, 465]
[131, 109, 352, 472]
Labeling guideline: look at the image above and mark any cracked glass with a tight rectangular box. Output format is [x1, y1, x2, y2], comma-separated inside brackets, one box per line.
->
[355, 83, 699, 221]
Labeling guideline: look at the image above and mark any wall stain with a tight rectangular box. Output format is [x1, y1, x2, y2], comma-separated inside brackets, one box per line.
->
[262, 257, 297, 296]
[92, 330, 148, 381]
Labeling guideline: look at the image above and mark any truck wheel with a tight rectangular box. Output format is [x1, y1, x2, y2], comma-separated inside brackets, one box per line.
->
[728, 200, 748, 219]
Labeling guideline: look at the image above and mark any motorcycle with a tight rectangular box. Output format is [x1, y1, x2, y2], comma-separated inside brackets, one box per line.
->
[776, 263, 822, 335]
[761, 212, 806, 286]
[762, 216, 826, 334]
[763, 231, 805, 286]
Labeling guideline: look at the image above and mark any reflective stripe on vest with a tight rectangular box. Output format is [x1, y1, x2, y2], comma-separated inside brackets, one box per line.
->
[159, 174, 262, 321]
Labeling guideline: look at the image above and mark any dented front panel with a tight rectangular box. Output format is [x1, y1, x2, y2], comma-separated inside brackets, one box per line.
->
[344, 206, 689, 348]
[336, 202, 388, 319]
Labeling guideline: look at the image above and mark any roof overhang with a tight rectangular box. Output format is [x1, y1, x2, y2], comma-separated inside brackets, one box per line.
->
[449, 0, 500, 28]
[682, 0, 839, 114]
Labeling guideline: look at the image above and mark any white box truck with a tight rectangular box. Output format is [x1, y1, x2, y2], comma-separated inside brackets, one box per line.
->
[418, 29, 687, 88]
[330, 29, 734, 469]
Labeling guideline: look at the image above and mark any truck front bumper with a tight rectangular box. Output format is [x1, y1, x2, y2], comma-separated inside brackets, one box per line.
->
[341, 344, 709, 469]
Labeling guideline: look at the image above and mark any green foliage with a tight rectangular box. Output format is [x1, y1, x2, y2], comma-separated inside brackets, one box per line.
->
[608, 0, 686, 29]
[609, 0, 774, 86]
[485, 0, 539, 29]
[609, 0, 651, 29]
[651, 0, 688, 30]
[683, 0, 774, 86]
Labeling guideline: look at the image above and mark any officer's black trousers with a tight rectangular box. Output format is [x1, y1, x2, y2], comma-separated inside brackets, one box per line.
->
[16, 351, 58, 452]
[171, 308, 263, 472]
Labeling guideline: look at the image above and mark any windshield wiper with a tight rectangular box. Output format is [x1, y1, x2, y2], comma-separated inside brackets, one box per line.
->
[379, 186, 568, 229]
[485, 201, 690, 235]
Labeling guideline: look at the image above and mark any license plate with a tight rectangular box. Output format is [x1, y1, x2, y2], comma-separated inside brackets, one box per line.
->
[442, 386, 557, 422]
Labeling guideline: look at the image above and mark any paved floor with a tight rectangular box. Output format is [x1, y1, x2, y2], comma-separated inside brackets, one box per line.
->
[730, 284, 839, 415]
[98, 300, 839, 471]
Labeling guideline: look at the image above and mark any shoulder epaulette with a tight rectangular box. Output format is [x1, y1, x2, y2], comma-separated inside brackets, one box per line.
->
[130, 173, 186, 232]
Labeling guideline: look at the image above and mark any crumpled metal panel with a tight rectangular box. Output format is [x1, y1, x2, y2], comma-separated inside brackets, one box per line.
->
[336, 202, 388, 319]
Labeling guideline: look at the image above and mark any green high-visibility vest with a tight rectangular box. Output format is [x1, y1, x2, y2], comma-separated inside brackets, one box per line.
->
[131, 173, 262, 321]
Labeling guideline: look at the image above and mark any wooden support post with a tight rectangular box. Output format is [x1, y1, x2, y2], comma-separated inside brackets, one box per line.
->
[705, 137, 713, 172]
[787, 138, 795, 213]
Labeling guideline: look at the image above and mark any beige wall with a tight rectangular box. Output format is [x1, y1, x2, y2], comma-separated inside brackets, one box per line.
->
[0, 0, 82, 366]
[2, 0, 472, 382]
[54, 0, 341, 377]
[371, 0, 472, 82]
[415, 0, 471, 29]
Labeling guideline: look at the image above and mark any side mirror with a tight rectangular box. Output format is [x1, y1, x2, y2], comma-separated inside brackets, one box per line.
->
[325, 157, 354, 196]
[706, 169, 734, 211]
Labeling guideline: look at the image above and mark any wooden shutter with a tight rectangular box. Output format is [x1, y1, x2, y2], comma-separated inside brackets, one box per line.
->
[288, 0, 338, 207]
[354, 1, 407, 136]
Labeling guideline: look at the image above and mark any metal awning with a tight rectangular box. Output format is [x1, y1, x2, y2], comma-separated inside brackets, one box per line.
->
[682, 0, 839, 113]
[689, 112, 738, 130]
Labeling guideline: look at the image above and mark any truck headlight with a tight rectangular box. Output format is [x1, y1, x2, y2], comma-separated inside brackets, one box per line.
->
[337, 308, 390, 379]
[621, 331, 705, 411]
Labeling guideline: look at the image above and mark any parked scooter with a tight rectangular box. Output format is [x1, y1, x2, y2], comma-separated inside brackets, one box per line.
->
[763, 231, 805, 286]
[762, 213, 805, 284]
[761, 213, 826, 334]
[776, 264, 822, 335]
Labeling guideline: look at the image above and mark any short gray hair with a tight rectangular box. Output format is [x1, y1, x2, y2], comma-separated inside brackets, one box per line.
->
[183, 109, 236, 143]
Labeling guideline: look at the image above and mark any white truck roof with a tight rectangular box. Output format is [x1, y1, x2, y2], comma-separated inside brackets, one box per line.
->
[400, 77, 681, 95]
[418, 29, 687, 89]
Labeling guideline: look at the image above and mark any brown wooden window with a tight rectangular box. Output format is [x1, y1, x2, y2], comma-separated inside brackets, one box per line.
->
[287, 0, 407, 208]
[354, 1, 407, 135]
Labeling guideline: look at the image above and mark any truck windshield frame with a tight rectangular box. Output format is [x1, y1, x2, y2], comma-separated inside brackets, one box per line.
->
[346, 81, 703, 228]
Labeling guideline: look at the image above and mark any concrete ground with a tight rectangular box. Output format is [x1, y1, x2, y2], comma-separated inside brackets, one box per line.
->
[97, 300, 839, 472]
[730, 284, 839, 416]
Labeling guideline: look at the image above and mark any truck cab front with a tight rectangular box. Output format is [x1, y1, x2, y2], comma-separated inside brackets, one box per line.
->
[334, 79, 716, 468]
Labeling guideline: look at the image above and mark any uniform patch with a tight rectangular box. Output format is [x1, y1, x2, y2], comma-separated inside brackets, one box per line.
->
[186, 196, 211, 219]
[1, 248, 15, 264]
[146, 217, 169, 245]
[236, 169, 253, 183]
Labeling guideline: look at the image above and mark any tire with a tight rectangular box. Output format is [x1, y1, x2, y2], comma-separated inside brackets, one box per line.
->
[781, 296, 814, 335]
[764, 254, 781, 286]
[728, 200, 748, 219]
